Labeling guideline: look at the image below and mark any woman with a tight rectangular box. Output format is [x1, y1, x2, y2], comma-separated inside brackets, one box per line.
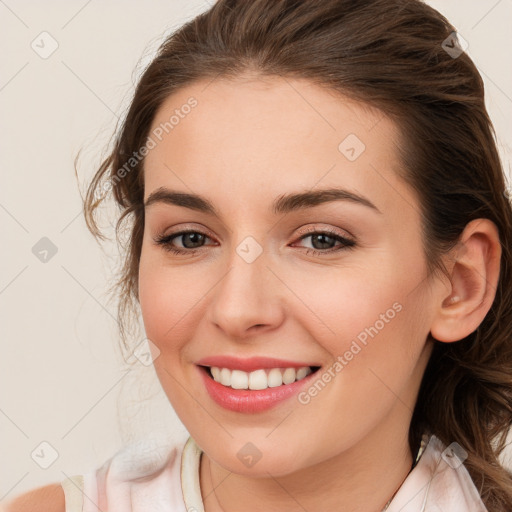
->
[4, 0, 512, 510]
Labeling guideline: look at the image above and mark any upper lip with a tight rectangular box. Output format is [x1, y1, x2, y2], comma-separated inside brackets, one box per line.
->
[196, 355, 320, 373]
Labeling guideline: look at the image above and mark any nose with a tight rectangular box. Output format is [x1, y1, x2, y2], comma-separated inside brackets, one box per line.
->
[207, 245, 286, 340]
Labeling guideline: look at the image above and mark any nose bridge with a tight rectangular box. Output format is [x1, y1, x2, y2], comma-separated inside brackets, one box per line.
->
[208, 232, 284, 337]
[217, 234, 270, 310]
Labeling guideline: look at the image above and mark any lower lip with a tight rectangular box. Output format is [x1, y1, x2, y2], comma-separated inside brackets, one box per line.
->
[198, 366, 318, 413]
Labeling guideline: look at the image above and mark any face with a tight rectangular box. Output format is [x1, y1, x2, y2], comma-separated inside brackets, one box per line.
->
[138, 75, 438, 477]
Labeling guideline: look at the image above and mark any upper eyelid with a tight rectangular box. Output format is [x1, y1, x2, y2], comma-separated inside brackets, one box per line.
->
[157, 224, 353, 238]
[158, 227, 355, 247]
[296, 224, 355, 240]
[156, 224, 216, 241]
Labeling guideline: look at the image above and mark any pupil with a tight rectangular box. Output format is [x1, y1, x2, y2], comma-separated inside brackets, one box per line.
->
[184, 233, 204, 248]
[313, 234, 333, 249]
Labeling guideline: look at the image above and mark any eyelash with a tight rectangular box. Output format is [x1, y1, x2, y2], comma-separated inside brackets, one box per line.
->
[153, 228, 356, 257]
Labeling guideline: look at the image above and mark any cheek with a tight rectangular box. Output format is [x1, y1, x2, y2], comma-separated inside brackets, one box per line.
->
[138, 254, 202, 350]
[138, 257, 201, 411]
[323, 283, 431, 413]
[295, 299, 430, 456]
[278, 260, 408, 351]
[285, 256, 430, 391]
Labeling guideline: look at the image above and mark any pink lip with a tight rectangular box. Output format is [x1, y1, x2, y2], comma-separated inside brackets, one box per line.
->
[196, 355, 318, 372]
[197, 364, 320, 413]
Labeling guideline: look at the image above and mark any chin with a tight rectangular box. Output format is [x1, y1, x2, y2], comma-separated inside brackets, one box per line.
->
[201, 437, 313, 478]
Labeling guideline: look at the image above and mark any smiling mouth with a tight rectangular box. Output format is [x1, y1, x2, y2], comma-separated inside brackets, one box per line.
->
[199, 365, 321, 390]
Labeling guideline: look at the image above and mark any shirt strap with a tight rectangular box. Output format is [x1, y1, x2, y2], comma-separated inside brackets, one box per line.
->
[61, 475, 84, 512]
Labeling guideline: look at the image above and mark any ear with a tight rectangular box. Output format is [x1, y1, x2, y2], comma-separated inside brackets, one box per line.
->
[430, 218, 502, 343]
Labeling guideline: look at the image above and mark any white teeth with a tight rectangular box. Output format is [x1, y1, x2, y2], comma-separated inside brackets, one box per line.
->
[209, 366, 313, 390]
[231, 370, 249, 389]
[211, 367, 220, 381]
[220, 368, 231, 386]
[267, 368, 283, 388]
[249, 369, 267, 390]
[282, 368, 296, 385]
[296, 367, 310, 380]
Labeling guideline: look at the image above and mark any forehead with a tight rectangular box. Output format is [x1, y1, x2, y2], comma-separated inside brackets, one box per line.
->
[147, 75, 389, 154]
[143, 75, 416, 217]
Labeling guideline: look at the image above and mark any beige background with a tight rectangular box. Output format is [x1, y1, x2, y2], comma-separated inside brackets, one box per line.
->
[1, 0, 511, 500]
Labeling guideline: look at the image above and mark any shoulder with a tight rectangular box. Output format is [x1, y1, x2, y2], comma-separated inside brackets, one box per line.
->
[94, 435, 190, 510]
[105, 435, 186, 481]
[389, 433, 488, 512]
[0, 435, 191, 512]
[423, 435, 488, 511]
[0, 483, 65, 512]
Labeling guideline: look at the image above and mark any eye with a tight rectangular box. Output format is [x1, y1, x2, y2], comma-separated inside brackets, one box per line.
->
[153, 227, 356, 256]
[293, 228, 356, 256]
[153, 229, 214, 255]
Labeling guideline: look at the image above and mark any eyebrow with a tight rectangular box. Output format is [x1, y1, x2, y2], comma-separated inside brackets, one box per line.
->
[144, 186, 382, 215]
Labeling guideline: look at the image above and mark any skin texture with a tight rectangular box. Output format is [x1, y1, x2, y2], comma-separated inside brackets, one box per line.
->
[138, 75, 501, 512]
[1, 484, 65, 512]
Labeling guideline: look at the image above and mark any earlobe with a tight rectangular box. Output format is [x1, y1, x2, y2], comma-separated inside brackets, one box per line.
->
[430, 218, 501, 343]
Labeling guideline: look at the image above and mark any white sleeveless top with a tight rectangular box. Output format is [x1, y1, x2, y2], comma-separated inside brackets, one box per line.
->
[60, 433, 488, 511]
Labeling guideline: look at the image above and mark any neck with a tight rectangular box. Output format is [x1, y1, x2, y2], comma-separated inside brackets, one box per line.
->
[199, 404, 415, 512]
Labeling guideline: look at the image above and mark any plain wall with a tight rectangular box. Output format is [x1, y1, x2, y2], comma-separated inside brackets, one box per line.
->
[1, 0, 511, 500]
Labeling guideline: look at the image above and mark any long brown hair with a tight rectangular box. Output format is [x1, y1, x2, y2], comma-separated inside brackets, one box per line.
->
[81, 0, 512, 508]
